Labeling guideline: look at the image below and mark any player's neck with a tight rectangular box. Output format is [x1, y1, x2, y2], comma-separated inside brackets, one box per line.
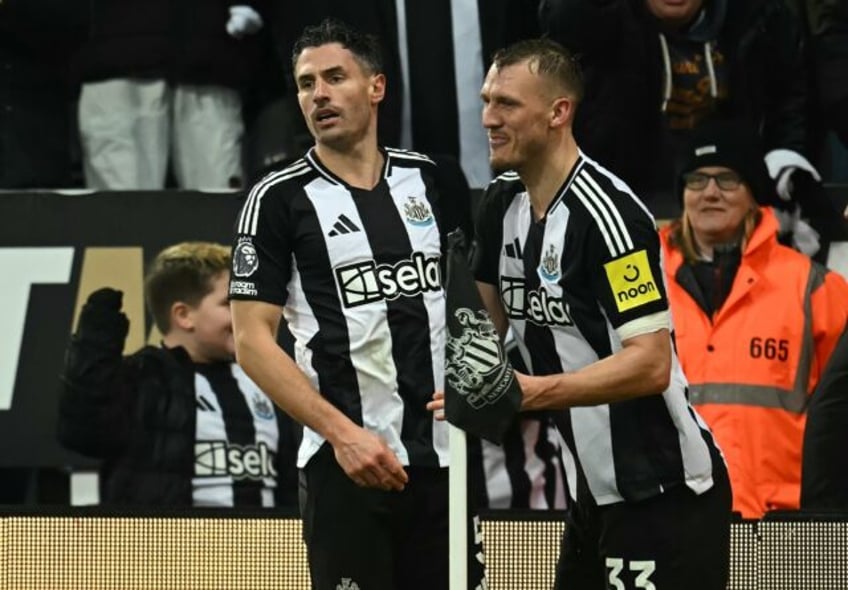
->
[521, 136, 579, 221]
[315, 136, 384, 190]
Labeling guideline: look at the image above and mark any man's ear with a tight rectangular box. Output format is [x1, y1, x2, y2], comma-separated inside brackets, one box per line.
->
[550, 96, 574, 128]
[370, 72, 386, 105]
[170, 301, 194, 332]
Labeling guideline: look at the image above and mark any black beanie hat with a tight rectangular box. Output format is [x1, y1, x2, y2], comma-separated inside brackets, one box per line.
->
[676, 120, 774, 206]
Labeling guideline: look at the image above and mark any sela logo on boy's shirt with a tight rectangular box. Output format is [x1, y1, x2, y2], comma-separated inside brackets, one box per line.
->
[194, 441, 277, 480]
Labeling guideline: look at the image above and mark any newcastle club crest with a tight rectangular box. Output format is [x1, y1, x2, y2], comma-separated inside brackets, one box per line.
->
[444, 227, 521, 443]
[446, 307, 514, 409]
[403, 196, 435, 227]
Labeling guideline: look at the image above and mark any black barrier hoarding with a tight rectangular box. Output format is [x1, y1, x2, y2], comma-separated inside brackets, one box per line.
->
[2, 188, 847, 469]
[0, 191, 242, 467]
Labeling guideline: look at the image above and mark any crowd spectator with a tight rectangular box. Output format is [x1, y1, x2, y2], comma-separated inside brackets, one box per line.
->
[74, 0, 269, 190]
[0, 0, 85, 189]
[539, 0, 817, 219]
[58, 242, 299, 508]
[660, 121, 848, 519]
[800, 0, 848, 150]
[788, 0, 848, 184]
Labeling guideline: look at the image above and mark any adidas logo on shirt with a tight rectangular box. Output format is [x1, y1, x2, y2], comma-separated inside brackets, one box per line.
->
[328, 214, 361, 237]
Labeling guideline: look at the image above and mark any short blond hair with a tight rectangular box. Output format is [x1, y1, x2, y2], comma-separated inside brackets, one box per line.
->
[144, 242, 231, 333]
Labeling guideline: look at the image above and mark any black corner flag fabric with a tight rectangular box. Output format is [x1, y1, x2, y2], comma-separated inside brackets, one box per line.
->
[444, 229, 521, 443]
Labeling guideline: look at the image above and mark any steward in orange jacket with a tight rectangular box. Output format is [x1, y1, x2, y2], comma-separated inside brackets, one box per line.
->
[660, 122, 848, 519]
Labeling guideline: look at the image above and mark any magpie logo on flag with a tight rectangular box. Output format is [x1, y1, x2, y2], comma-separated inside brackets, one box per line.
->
[444, 229, 521, 443]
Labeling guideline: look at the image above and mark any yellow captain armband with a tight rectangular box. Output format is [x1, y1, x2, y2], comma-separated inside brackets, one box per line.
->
[604, 249, 661, 313]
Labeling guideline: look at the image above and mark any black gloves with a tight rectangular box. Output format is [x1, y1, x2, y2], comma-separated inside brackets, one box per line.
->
[75, 287, 130, 351]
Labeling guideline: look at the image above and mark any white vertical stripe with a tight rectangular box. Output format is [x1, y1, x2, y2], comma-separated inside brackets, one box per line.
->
[302, 180, 409, 465]
[193, 373, 234, 507]
[666, 354, 716, 495]
[501, 192, 531, 368]
[522, 420, 548, 508]
[449, 0, 491, 188]
[538, 198, 569, 290]
[385, 164, 449, 464]
[481, 438, 512, 509]
[231, 364, 279, 501]
[286, 263, 327, 469]
[571, 404, 619, 503]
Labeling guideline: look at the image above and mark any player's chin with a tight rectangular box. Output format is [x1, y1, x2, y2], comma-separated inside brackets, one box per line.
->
[488, 154, 515, 175]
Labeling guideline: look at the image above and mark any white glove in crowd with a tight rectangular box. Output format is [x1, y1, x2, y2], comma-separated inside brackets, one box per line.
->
[764, 148, 822, 202]
[227, 5, 263, 39]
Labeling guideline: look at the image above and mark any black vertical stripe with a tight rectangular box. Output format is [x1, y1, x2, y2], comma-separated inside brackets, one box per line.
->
[501, 423, 531, 508]
[609, 395, 685, 501]
[297, 193, 364, 426]
[353, 182, 439, 466]
[195, 364, 261, 507]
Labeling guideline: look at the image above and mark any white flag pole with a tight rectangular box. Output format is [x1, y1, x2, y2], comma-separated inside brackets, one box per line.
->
[449, 423, 468, 590]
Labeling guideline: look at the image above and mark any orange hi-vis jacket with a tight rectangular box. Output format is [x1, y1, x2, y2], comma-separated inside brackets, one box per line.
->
[660, 208, 848, 519]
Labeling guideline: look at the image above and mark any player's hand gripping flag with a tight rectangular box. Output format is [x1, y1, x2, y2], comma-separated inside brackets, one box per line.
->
[444, 229, 521, 443]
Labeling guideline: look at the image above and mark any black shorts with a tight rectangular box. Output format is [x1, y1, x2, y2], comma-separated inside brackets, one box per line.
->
[554, 459, 732, 590]
[300, 443, 486, 590]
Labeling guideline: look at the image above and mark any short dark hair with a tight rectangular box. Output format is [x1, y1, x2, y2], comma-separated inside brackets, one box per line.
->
[144, 242, 231, 333]
[291, 18, 383, 76]
[491, 38, 584, 103]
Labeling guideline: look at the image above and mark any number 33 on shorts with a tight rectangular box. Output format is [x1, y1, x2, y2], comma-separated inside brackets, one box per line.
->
[605, 557, 656, 590]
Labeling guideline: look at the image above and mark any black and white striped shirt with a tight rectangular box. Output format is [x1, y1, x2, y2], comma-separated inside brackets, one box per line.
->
[230, 148, 450, 468]
[473, 151, 719, 505]
[193, 363, 280, 507]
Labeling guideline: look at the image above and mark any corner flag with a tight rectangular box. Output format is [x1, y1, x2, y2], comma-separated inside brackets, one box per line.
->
[444, 229, 521, 443]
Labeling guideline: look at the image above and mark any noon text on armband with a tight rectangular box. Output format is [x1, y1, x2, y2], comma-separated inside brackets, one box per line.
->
[335, 251, 442, 308]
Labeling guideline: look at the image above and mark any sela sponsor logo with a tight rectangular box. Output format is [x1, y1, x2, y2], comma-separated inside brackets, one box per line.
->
[500, 276, 574, 327]
[335, 251, 441, 308]
[229, 280, 258, 297]
[233, 238, 259, 278]
[194, 440, 277, 480]
[603, 249, 661, 312]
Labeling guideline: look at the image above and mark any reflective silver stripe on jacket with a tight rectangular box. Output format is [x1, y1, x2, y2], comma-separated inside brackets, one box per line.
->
[690, 263, 826, 414]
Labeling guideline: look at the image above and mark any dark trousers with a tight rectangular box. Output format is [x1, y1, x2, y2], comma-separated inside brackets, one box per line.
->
[300, 443, 486, 590]
[555, 459, 732, 590]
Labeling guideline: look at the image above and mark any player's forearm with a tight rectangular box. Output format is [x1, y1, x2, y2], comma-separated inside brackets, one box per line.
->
[520, 332, 670, 409]
[234, 334, 358, 445]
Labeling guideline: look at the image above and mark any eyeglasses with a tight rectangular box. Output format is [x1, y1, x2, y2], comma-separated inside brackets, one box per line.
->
[682, 171, 743, 191]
